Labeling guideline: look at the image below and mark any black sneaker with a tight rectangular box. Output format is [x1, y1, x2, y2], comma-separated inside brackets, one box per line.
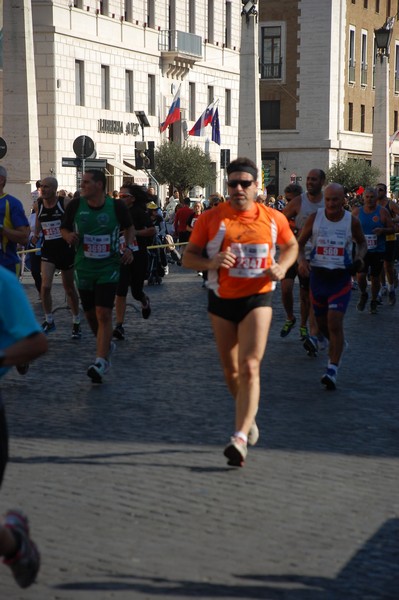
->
[16, 364, 29, 375]
[112, 324, 125, 340]
[142, 296, 151, 319]
[369, 300, 378, 314]
[42, 320, 56, 334]
[71, 323, 82, 339]
[356, 292, 368, 312]
[2, 510, 40, 588]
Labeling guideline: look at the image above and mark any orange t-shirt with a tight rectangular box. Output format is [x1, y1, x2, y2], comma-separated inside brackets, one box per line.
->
[190, 201, 294, 298]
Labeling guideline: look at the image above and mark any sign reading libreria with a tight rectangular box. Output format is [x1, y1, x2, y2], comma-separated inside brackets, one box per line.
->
[98, 120, 140, 136]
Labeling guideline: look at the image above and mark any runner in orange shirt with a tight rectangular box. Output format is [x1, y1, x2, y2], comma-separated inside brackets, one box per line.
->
[183, 157, 298, 466]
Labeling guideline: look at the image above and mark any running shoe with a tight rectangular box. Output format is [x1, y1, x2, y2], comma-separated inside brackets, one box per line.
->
[2, 510, 40, 589]
[112, 324, 125, 340]
[16, 364, 29, 375]
[317, 336, 329, 352]
[303, 335, 318, 357]
[71, 323, 82, 339]
[41, 320, 56, 334]
[299, 326, 308, 341]
[369, 300, 378, 314]
[223, 436, 248, 467]
[87, 360, 109, 384]
[321, 368, 337, 390]
[381, 286, 388, 297]
[248, 422, 259, 446]
[280, 317, 296, 338]
[141, 295, 151, 319]
[388, 290, 396, 306]
[356, 292, 368, 312]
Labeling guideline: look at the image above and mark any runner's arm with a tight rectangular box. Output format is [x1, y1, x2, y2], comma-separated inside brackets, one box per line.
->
[265, 235, 298, 281]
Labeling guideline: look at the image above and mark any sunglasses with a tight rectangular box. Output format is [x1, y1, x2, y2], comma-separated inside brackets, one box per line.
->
[227, 180, 254, 189]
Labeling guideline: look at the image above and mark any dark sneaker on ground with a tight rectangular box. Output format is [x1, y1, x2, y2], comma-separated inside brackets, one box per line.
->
[280, 317, 296, 338]
[142, 296, 151, 319]
[16, 364, 29, 375]
[303, 335, 318, 357]
[71, 323, 81, 339]
[321, 368, 337, 390]
[369, 300, 378, 314]
[87, 360, 109, 384]
[42, 320, 56, 334]
[3, 510, 40, 588]
[356, 292, 368, 312]
[112, 324, 125, 340]
[299, 326, 308, 341]
[223, 436, 248, 467]
[388, 290, 396, 306]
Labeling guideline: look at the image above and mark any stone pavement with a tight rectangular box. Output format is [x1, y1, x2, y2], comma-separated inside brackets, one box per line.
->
[1, 265, 398, 599]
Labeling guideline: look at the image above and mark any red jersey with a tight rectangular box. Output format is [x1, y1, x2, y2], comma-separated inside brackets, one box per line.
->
[190, 201, 294, 298]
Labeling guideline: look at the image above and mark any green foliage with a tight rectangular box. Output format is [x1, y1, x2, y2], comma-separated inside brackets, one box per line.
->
[153, 142, 216, 198]
[326, 158, 381, 191]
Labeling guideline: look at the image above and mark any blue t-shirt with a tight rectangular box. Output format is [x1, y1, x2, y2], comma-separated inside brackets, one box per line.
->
[0, 266, 41, 379]
[0, 193, 29, 268]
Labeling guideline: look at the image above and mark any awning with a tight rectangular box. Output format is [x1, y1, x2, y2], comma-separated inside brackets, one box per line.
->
[107, 159, 149, 185]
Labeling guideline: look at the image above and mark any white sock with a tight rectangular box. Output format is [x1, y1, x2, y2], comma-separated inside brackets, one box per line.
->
[327, 362, 338, 374]
[72, 314, 80, 324]
[234, 431, 248, 444]
[45, 313, 54, 323]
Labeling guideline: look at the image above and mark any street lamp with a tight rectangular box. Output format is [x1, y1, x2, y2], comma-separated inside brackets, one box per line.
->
[371, 20, 394, 184]
[135, 110, 150, 141]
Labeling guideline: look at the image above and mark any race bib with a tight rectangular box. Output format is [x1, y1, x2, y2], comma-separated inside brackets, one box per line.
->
[42, 219, 62, 241]
[365, 234, 377, 250]
[83, 234, 111, 259]
[229, 243, 269, 278]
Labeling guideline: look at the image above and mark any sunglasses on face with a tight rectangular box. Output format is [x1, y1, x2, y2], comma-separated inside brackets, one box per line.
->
[227, 180, 254, 189]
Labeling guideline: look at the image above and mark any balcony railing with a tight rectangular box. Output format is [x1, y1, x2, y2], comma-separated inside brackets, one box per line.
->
[159, 30, 202, 58]
[260, 60, 282, 79]
[348, 60, 356, 83]
[361, 64, 368, 86]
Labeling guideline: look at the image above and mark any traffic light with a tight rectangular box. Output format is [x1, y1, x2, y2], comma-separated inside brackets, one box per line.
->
[390, 175, 399, 193]
[135, 141, 155, 169]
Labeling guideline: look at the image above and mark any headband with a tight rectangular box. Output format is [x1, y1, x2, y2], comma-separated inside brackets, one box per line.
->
[226, 164, 257, 179]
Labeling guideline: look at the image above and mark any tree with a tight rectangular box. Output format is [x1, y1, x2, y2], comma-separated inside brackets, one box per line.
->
[153, 141, 216, 198]
[326, 158, 381, 191]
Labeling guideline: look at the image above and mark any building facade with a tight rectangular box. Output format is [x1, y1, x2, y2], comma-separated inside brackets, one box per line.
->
[0, 0, 241, 205]
[259, 0, 399, 195]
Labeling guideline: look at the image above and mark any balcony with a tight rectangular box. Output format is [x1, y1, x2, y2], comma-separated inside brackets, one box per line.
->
[260, 60, 282, 80]
[159, 30, 202, 78]
[361, 64, 368, 86]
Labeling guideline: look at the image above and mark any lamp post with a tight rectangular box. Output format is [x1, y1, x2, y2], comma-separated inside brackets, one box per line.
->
[371, 22, 393, 184]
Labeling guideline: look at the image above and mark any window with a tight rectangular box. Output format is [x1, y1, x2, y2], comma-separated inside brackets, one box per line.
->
[73, 0, 83, 8]
[208, 85, 214, 105]
[261, 26, 282, 79]
[101, 65, 110, 109]
[147, 0, 155, 28]
[372, 106, 374, 130]
[148, 74, 156, 116]
[394, 110, 398, 133]
[352, 0, 356, 3]
[349, 27, 356, 82]
[395, 43, 399, 92]
[168, 0, 176, 31]
[75, 60, 84, 106]
[361, 31, 367, 85]
[375, 0, 380, 12]
[360, 104, 365, 132]
[99, 1, 109, 16]
[207, 0, 214, 44]
[363, 0, 368, 7]
[124, 1, 132, 22]
[125, 70, 133, 113]
[260, 100, 280, 129]
[189, 0, 195, 34]
[225, 2, 232, 48]
[189, 82, 196, 121]
[225, 89, 231, 126]
[348, 102, 354, 131]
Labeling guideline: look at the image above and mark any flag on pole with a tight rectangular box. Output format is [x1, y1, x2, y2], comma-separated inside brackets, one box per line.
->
[160, 85, 181, 133]
[211, 107, 221, 145]
[188, 101, 216, 137]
